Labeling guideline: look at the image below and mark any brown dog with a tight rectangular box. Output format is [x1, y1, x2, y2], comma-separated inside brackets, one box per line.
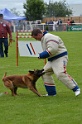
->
[2, 69, 45, 97]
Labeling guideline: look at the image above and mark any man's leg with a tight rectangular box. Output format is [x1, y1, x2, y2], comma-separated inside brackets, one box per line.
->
[4, 38, 8, 57]
[52, 57, 80, 96]
[42, 62, 57, 96]
[0, 39, 4, 57]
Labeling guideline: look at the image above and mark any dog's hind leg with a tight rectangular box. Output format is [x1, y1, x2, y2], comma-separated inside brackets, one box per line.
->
[14, 87, 18, 95]
[4, 80, 16, 96]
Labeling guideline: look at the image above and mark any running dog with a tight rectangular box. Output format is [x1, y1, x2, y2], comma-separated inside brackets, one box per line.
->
[2, 69, 45, 96]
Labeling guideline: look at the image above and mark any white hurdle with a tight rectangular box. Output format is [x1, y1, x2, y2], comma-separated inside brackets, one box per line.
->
[16, 30, 32, 66]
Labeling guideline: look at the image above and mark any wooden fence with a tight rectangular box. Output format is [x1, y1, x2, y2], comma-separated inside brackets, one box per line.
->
[42, 16, 82, 23]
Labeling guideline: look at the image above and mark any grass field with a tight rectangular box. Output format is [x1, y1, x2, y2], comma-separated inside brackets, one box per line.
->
[0, 31, 82, 124]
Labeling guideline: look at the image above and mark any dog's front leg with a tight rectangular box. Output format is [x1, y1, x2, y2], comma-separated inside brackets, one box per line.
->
[29, 87, 42, 97]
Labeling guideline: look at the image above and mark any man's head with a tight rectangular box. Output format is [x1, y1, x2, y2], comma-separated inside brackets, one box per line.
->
[0, 14, 3, 17]
[0, 14, 3, 22]
[31, 28, 43, 41]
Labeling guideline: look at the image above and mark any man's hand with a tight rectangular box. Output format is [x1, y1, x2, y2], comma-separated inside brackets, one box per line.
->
[8, 39, 15, 46]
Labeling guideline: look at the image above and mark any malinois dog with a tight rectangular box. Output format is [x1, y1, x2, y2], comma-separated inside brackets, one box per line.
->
[2, 69, 45, 97]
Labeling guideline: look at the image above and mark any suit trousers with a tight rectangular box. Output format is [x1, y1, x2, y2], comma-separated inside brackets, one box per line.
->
[42, 56, 78, 90]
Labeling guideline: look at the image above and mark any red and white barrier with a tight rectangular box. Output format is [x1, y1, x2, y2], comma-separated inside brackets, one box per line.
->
[16, 30, 45, 66]
[16, 30, 32, 66]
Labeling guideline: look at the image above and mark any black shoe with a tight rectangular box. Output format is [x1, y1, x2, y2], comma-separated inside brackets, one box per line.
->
[4, 51, 8, 57]
[6, 53, 8, 57]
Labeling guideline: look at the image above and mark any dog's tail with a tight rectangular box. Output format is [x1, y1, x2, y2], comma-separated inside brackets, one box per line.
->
[2, 72, 7, 81]
[4, 72, 7, 77]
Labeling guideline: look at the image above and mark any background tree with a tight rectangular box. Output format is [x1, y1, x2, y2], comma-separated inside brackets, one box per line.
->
[10, 8, 21, 16]
[23, 0, 46, 21]
[45, 0, 72, 17]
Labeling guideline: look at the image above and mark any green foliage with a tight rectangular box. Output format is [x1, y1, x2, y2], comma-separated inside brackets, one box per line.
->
[0, 32, 82, 124]
[45, 0, 72, 17]
[10, 8, 21, 16]
[23, 0, 46, 21]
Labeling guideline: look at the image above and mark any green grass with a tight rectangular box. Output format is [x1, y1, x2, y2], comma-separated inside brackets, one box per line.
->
[0, 31, 82, 124]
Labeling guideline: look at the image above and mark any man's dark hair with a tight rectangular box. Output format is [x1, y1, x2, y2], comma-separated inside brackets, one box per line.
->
[0, 14, 3, 17]
[31, 28, 42, 36]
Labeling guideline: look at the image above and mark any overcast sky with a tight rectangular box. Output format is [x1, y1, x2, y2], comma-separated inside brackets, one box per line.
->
[0, 0, 82, 15]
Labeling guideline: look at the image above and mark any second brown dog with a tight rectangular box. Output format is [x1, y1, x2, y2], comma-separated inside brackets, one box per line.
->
[2, 69, 45, 97]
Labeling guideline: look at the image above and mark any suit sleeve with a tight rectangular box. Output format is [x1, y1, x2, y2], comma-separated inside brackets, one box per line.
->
[39, 40, 59, 59]
[46, 40, 59, 55]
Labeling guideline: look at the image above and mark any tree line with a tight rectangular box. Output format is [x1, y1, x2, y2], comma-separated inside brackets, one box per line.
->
[23, 0, 72, 21]
[10, 0, 72, 21]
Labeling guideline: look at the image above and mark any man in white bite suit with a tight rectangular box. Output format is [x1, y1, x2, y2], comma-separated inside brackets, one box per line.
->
[31, 28, 80, 97]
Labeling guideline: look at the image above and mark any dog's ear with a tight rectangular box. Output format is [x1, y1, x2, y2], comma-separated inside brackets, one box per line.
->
[29, 70, 34, 74]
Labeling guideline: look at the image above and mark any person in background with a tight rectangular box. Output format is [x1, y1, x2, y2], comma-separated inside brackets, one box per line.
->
[67, 19, 71, 31]
[57, 19, 62, 31]
[53, 20, 58, 31]
[67, 19, 71, 25]
[70, 20, 75, 25]
[0, 13, 12, 57]
[31, 28, 80, 97]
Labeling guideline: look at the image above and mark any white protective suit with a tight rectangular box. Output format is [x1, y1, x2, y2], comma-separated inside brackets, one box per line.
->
[39, 32, 80, 96]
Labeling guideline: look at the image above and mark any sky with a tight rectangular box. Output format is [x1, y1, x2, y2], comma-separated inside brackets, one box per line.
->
[0, 0, 82, 15]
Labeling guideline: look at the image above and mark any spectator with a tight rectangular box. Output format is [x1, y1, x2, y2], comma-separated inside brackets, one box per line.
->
[37, 21, 41, 24]
[0, 14, 12, 57]
[48, 20, 53, 24]
[67, 19, 71, 25]
[67, 19, 71, 31]
[70, 20, 75, 25]
[53, 20, 58, 31]
[57, 19, 62, 31]
[45, 21, 48, 24]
